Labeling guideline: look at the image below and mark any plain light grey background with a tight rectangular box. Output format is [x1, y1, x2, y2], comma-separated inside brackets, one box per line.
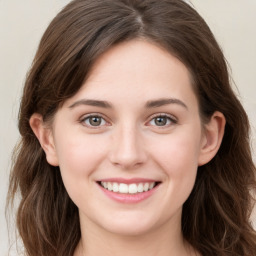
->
[1, 0, 255, 254]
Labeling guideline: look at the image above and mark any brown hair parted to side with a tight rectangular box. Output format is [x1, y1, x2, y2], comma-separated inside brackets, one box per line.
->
[7, 0, 256, 255]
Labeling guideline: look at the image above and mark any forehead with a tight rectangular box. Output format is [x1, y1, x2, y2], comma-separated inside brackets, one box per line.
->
[64, 39, 198, 110]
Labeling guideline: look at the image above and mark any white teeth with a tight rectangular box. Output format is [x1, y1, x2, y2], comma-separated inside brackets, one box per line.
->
[143, 183, 149, 191]
[113, 182, 119, 192]
[137, 183, 144, 192]
[119, 183, 128, 193]
[100, 181, 157, 194]
[102, 182, 108, 189]
[107, 182, 112, 191]
[149, 182, 155, 189]
[128, 184, 138, 194]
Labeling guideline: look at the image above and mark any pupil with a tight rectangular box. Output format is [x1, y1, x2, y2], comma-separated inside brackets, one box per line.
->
[155, 117, 167, 126]
[89, 117, 101, 126]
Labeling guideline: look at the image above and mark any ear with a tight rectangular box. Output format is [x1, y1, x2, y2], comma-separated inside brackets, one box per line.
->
[198, 111, 226, 166]
[29, 113, 59, 166]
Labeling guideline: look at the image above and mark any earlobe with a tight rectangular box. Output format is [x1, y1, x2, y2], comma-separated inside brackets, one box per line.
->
[29, 113, 59, 166]
[198, 111, 226, 166]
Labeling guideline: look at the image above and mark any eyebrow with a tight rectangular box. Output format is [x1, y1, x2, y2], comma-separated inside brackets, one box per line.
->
[68, 99, 112, 109]
[68, 97, 188, 110]
[145, 98, 188, 110]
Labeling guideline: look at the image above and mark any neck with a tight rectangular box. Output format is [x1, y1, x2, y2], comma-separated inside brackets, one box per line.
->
[74, 213, 197, 256]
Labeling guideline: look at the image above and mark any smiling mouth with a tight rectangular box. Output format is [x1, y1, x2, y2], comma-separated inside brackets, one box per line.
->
[97, 181, 161, 194]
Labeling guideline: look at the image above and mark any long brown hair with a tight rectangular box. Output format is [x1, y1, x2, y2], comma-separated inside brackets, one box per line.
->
[7, 0, 256, 255]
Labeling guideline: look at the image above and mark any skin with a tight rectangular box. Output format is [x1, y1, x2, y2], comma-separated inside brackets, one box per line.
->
[30, 40, 225, 256]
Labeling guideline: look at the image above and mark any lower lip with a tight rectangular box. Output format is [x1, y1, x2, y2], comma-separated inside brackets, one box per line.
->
[98, 184, 159, 204]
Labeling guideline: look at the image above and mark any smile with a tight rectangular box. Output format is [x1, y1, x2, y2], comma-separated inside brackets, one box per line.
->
[97, 179, 161, 203]
[99, 181, 157, 194]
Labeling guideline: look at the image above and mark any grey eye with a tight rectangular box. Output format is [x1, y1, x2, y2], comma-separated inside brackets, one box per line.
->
[148, 115, 175, 127]
[84, 116, 106, 127]
[154, 116, 169, 126]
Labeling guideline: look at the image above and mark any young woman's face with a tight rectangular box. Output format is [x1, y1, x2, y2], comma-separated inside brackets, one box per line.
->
[49, 40, 207, 236]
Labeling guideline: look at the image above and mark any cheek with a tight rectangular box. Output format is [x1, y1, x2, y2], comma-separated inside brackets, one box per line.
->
[158, 137, 200, 210]
[148, 130, 201, 196]
[53, 133, 107, 198]
[55, 133, 105, 172]
[152, 133, 201, 173]
[53, 134, 109, 208]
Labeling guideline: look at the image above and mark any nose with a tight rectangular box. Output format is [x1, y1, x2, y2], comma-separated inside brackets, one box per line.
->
[108, 124, 147, 170]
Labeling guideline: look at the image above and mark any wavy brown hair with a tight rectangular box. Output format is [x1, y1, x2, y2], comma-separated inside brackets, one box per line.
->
[7, 0, 256, 255]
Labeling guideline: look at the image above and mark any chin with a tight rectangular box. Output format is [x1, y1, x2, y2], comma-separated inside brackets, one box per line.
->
[97, 212, 161, 237]
[104, 223, 154, 237]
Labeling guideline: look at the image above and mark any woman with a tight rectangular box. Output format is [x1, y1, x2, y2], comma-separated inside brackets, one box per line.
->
[7, 0, 256, 255]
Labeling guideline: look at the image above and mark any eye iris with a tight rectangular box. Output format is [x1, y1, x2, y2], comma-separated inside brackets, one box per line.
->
[89, 116, 101, 126]
[155, 116, 167, 126]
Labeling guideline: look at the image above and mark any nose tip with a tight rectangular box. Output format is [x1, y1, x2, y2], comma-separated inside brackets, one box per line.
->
[108, 127, 147, 170]
[110, 152, 143, 169]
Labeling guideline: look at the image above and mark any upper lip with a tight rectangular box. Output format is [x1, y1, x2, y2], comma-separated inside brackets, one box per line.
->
[98, 178, 160, 184]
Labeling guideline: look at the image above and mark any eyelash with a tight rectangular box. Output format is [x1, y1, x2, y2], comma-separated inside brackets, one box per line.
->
[146, 113, 177, 128]
[79, 113, 177, 129]
[80, 113, 109, 129]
